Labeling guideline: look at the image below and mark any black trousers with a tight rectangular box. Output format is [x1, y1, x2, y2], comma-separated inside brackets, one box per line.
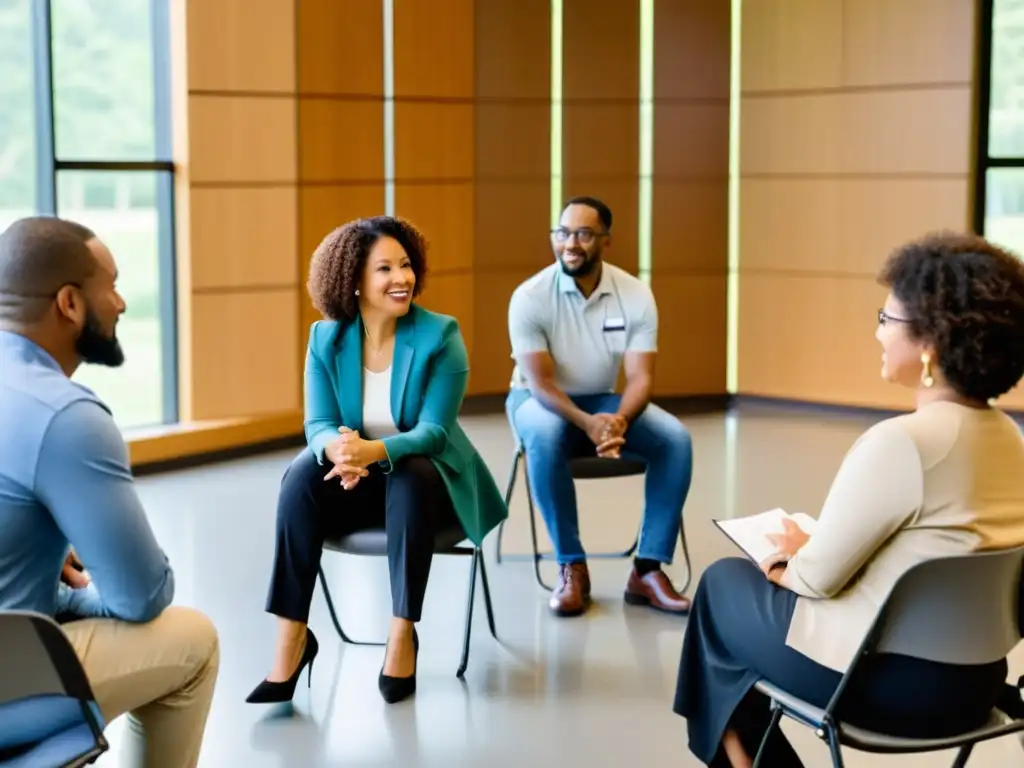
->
[673, 558, 1008, 767]
[265, 448, 460, 624]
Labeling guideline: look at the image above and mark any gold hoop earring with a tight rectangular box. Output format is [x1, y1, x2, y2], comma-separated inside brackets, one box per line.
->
[921, 353, 934, 388]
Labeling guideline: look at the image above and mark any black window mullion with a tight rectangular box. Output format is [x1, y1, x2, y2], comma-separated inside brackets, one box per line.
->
[975, 0, 995, 235]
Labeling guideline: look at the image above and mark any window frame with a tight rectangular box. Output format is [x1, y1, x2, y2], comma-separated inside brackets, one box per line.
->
[28, 0, 178, 425]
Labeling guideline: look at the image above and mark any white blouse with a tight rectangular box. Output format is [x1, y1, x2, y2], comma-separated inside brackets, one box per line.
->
[361, 366, 399, 440]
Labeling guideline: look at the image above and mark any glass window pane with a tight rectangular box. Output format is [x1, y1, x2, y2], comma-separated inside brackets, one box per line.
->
[984, 168, 1024, 256]
[57, 170, 169, 429]
[51, 0, 157, 161]
[0, 0, 37, 223]
[989, 0, 1024, 157]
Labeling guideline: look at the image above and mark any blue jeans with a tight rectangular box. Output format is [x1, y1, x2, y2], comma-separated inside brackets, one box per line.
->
[506, 389, 693, 565]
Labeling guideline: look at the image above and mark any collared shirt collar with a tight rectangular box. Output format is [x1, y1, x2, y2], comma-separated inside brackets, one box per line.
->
[0, 329, 64, 374]
[557, 263, 614, 298]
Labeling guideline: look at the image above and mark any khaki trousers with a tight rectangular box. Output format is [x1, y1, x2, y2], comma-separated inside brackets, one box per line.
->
[63, 606, 220, 768]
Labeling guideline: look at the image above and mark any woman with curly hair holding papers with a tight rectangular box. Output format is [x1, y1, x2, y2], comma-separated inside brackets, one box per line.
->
[246, 216, 506, 706]
[674, 231, 1024, 767]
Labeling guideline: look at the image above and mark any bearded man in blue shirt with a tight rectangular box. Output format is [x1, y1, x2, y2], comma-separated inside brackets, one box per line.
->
[0, 217, 219, 768]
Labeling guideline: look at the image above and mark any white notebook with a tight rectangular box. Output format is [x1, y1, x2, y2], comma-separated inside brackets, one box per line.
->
[713, 507, 818, 565]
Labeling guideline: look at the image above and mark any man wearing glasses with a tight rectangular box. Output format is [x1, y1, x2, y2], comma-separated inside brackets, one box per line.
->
[505, 196, 693, 617]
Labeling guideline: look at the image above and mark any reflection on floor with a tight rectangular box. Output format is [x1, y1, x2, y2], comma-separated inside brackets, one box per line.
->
[95, 404, 1024, 766]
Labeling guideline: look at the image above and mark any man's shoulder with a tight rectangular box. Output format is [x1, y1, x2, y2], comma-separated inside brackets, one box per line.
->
[513, 264, 560, 297]
[1, 357, 107, 428]
[510, 264, 559, 314]
[604, 263, 654, 301]
[0, 365, 110, 488]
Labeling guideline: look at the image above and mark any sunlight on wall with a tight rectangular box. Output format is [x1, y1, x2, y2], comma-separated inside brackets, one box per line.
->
[550, 0, 563, 227]
[383, 0, 395, 215]
[727, 0, 742, 394]
[638, 0, 654, 284]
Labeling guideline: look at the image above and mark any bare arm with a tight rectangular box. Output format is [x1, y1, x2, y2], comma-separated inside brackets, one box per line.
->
[617, 351, 655, 425]
[516, 350, 592, 431]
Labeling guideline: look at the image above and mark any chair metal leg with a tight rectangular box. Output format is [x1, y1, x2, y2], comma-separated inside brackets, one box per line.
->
[751, 703, 782, 768]
[317, 566, 386, 646]
[676, 518, 694, 595]
[951, 744, 974, 768]
[478, 549, 498, 639]
[522, 457, 555, 592]
[824, 724, 845, 768]
[496, 450, 522, 566]
[457, 549, 480, 678]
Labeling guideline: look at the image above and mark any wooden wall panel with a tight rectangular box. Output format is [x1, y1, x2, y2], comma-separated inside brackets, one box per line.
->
[562, 0, 639, 275]
[651, 1, 731, 396]
[472, 0, 550, 394]
[177, 1, 300, 422]
[296, 1, 386, 346]
[736, 0, 978, 410]
[392, 0, 477, 386]
[189, 187, 298, 290]
[297, 0, 383, 96]
[841, 0, 975, 86]
[186, 0, 296, 93]
[188, 96, 297, 184]
[191, 289, 301, 417]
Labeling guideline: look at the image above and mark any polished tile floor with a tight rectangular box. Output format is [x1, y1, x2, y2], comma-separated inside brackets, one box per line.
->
[95, 404, 1024, 766]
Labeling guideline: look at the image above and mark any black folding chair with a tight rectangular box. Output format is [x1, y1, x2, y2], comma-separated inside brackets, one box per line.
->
[0, 611, 108, 767]
[752, 547, 1024, 767]
[496, 444, 692, 593]
[317, 523, 497, 679]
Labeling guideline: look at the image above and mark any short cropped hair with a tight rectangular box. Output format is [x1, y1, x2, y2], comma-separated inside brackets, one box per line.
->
[306, 216, 428, 322]
[878, 231, 1024, 402]
[0, 216, 97, 325]
[563, 196, 613, 231]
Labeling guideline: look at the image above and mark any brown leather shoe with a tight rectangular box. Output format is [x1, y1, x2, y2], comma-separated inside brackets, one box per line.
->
[549, 562, 591, 617]
[624, 567, 690, 614]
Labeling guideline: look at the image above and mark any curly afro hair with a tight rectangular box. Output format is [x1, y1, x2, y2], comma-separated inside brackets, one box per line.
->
[306, 216, 428, 322]
[878, 231, 1024, 402]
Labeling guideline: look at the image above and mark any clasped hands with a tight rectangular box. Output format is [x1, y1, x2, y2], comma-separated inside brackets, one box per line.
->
[584, 412, 628, 458]
[759, 518, 811, 584]
[61, 549, 90, 589]
[323, 427, 379, 490]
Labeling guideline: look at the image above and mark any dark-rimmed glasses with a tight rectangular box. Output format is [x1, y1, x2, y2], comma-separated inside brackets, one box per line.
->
[877, 308, 911, 326]
[550, 227, 608, 245]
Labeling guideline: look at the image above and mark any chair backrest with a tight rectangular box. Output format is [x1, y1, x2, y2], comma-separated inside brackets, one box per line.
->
[871, 546, 1024, 666]
[0, 611, 94, 707]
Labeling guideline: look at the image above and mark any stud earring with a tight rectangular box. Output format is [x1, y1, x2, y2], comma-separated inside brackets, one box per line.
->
[921, 353, 934, 388]
[355, 289, 360, 296]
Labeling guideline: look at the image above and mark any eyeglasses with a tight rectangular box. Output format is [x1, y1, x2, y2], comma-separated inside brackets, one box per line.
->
[550, 227, 608, 245]
[877, 309, 911, 326]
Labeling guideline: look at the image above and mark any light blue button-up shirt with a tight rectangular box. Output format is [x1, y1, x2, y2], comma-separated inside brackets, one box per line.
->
[0, 331, 174, 622]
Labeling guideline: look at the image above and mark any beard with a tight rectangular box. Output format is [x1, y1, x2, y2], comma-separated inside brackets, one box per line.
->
[558, 247, 600, 277]
[75, 310, 124, 367]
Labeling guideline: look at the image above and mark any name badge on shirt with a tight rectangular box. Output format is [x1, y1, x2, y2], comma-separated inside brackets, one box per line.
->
[603, 317, 626, 332]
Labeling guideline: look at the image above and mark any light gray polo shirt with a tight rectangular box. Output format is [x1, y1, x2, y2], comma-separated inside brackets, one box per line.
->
[507, 261, 658, 395]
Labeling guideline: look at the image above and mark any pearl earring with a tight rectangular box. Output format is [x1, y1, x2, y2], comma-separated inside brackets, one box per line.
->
[921, 353, 934, 388]
[355, 290, 360, 296]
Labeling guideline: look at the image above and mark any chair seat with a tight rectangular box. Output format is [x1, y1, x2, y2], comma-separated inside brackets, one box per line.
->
[569, 455, 646, 479]
[0, 722, 104, 768]
[324, 525, 468, 556]
[755, 680, 1024, 754]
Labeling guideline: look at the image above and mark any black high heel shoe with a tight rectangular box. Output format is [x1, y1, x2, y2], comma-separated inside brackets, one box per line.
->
[246, 627, 319, 704]
[378, 628, 418, 704]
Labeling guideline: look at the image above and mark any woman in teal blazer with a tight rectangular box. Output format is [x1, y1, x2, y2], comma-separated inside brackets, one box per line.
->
[247, 216, 507, 706]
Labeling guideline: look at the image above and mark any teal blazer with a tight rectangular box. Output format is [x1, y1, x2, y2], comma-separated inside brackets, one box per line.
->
[304, 304, 507, 545]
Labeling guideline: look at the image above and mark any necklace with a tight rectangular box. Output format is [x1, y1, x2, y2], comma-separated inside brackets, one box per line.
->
[363, 324, 390, 356]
